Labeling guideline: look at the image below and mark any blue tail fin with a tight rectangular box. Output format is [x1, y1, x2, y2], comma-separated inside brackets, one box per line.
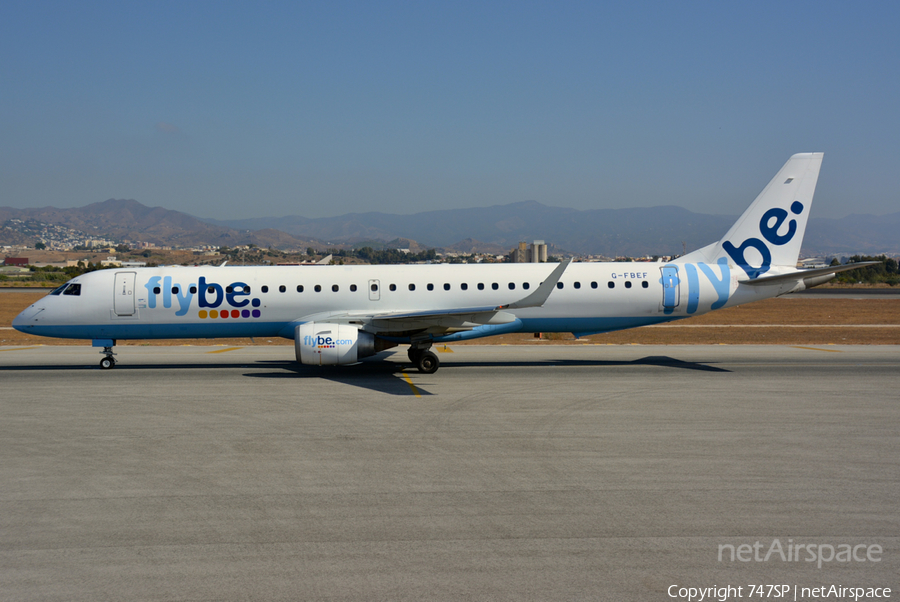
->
[680, 153, 823, 279]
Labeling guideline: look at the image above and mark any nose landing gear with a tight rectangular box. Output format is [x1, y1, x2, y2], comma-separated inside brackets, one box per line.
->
[98, 345, 117, 370]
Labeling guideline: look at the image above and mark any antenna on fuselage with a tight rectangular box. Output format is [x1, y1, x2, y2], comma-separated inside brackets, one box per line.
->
[220, 260, 228, 267]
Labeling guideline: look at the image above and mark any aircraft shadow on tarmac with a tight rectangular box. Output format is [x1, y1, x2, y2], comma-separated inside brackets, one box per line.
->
[439, 356, 731, 372]
[247, 361, 437, 396]
[248, 354, 731, 396]
[0, 355, 729, 396]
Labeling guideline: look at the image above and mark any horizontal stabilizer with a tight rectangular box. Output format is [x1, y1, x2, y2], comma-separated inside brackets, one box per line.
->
[739, 262, 880, 285]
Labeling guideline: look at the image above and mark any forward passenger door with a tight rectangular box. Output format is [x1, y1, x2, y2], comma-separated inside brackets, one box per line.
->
[114, 272, 136, 316]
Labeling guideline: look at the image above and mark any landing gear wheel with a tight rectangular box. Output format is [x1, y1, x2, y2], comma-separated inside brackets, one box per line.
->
[416, 351, 439, 374]
[408, 348, 422, 364]
[99, 344, 117, 369]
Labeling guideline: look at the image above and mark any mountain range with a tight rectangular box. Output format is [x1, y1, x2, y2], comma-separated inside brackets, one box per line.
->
[2, 198, 898, 257]
[0, 200, 321, 250]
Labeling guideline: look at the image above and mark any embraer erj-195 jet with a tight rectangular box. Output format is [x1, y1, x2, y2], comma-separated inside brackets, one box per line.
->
[14, 153, 873, 372]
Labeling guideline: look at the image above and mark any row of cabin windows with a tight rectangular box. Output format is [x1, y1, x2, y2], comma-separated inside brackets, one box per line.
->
[151, 280, 650, 295]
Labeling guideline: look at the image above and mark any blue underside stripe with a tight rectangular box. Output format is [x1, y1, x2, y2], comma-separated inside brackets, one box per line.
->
[17, 322, 289, 340]
[19, 315, 680, 343]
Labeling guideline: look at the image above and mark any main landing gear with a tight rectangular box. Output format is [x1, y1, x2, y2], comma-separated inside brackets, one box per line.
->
[407, 345, 439, 374]
[99, 346, 117, 370]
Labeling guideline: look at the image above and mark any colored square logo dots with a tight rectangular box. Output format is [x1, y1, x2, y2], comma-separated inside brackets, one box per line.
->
[199, 309, 261, 319]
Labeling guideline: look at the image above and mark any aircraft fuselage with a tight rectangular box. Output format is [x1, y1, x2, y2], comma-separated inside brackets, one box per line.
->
[14, 260, 763, 345]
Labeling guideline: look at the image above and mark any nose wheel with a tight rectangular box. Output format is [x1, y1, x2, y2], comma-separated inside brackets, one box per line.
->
[99, 346, 117, 370]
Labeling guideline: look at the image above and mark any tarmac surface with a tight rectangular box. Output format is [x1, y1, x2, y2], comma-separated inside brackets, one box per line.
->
[1, 344, 897, 601]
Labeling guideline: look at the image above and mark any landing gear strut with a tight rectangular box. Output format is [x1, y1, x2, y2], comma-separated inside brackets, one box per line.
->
[99, 346, 117, 370]
[408, 345, 439, 374]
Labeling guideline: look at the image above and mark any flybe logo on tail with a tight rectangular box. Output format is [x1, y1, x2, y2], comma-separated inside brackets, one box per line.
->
[723, 201, 804, 279]
[144, 276, 262, 318]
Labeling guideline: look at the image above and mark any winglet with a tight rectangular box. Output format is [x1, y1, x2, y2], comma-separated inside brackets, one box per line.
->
[498, 259, 572, 310]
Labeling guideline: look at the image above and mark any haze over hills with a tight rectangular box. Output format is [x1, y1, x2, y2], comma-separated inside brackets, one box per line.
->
[2, 199, 898, 257]
[203, 201, 737, 256]
[205, 201, 900, 257]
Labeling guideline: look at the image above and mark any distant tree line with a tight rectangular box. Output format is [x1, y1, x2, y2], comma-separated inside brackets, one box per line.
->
[216, 245, 438, 265]
[327, 247, 438, 264]
[1, 262, 105, 283]
[832, 255, 899, 285]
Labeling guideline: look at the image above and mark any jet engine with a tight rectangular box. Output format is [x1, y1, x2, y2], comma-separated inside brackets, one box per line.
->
[295, 322, 380, 366]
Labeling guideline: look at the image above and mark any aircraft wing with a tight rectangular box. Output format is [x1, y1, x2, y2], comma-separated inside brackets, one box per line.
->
[289, 259, 572, 334]
[739, 262, 880, 285]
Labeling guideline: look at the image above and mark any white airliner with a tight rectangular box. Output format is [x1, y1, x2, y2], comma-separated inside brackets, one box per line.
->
[13, 153, 874, 372]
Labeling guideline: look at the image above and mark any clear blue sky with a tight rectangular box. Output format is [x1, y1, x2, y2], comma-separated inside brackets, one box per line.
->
[1, 1, 898, 220]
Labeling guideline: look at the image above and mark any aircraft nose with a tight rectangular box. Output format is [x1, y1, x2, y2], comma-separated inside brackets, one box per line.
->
[12, 305, 44, 332]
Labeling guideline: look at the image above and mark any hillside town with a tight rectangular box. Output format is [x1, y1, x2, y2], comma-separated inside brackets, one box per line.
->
[2, 213, 898, 287]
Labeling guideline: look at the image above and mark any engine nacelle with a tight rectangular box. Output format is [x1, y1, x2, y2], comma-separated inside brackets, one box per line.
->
[294, 322, 376, 366]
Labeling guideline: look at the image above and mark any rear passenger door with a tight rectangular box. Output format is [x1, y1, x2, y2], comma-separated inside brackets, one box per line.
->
[660, 266, 680, 311]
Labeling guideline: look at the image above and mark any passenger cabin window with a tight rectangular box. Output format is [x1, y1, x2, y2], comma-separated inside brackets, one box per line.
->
[261, 286, 269, 293]
[477, 283, 484, 290]
[492, 283, 499, 290]
[371, 283, 378, 292]
[190, 286, 197, 294]
[409, 284, 416, 291]
[642, 281, 649, 288]
[315, 285, 322, 292]
[608, 282, 615, 288]
[332, 285, 339, 292]
[443, 283, 450, 291]
[523, 283, 530, 290]
[625, 281, 632, 289]
[591, 282, 598, 289]
[153, 286, 161, 294]
[172, 287, 179, 294]
[427, 283, 434, 291]
[461, 283, 468, 291]
[573, 282, 580, 289]
[297, 285, 304, 292]
[279, 285, 286, 293]
[63, 283, 82, 296]
[508, 283, 515, 290]
[389, 284, 397, 291]
[556, 282, 564, 289]
[350, 284, 357, 292]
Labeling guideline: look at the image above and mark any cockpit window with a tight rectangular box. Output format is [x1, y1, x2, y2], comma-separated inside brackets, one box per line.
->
[49, 284, 68, 295]
[63, 283, 82, 296]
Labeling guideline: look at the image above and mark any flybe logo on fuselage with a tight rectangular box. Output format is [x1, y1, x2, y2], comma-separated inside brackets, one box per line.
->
[144, 276, 262, 318]
[723, 201, 804, 279]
